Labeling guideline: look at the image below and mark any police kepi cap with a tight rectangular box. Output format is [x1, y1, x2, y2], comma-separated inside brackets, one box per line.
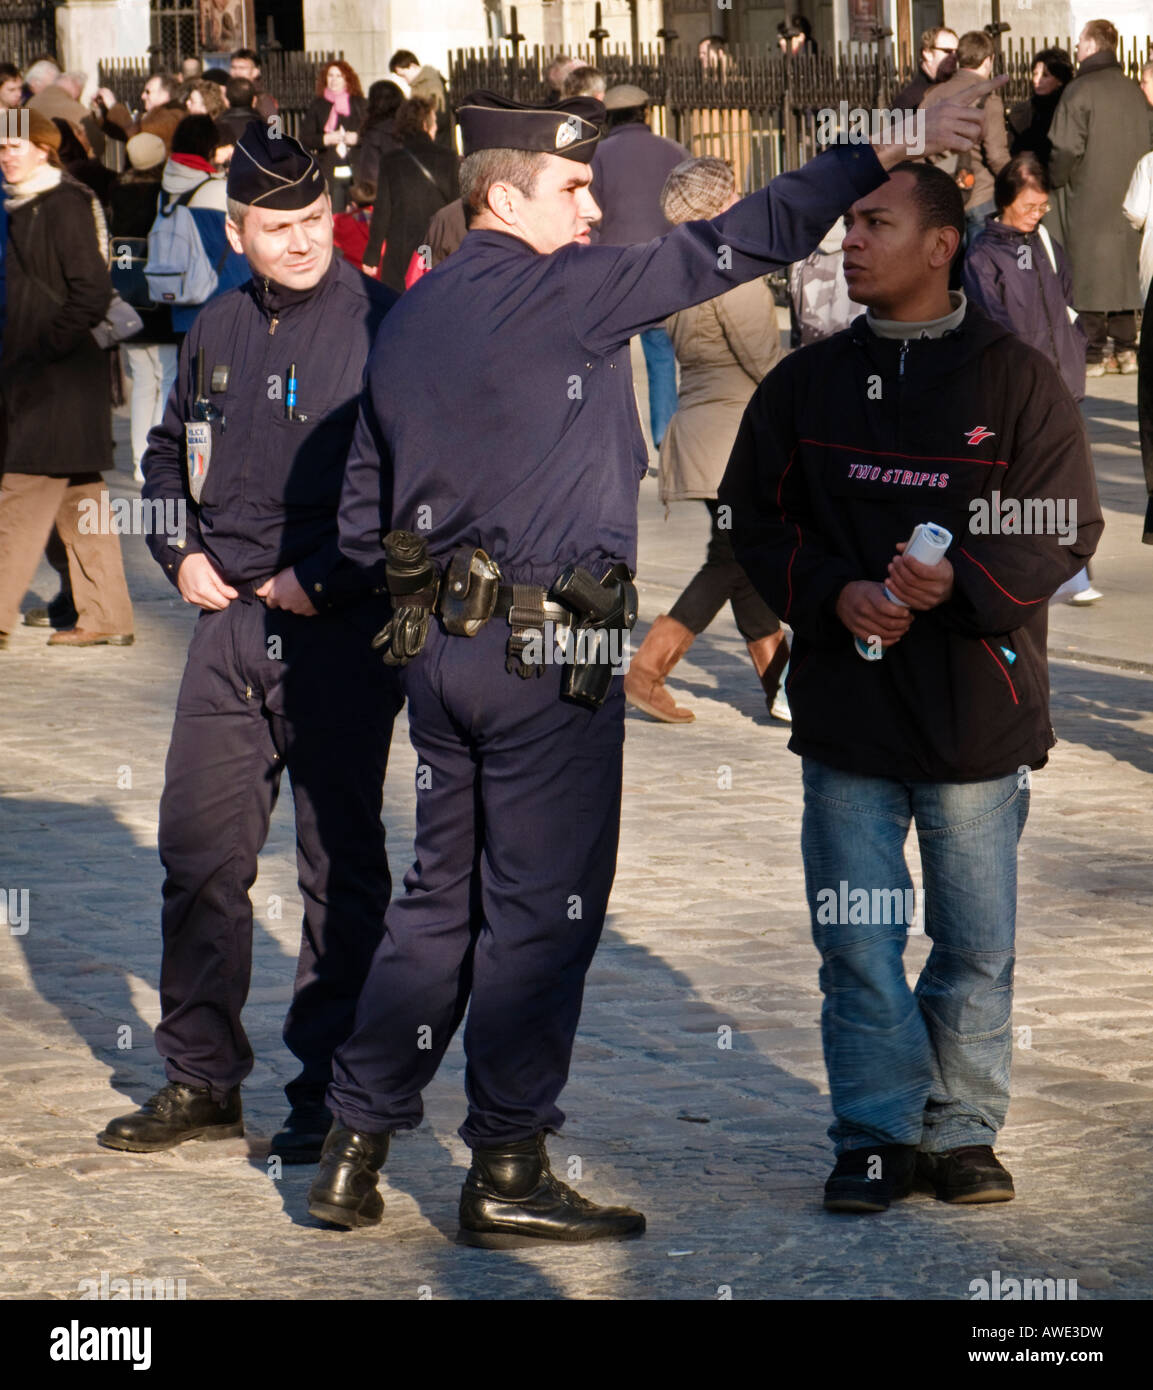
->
[226, 119, 325, 209]
[456, 89, 603, 162]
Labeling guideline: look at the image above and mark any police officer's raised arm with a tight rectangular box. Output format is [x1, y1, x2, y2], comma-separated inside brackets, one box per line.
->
[565, 84, 1003, 354]
[565, 146, 886, 355]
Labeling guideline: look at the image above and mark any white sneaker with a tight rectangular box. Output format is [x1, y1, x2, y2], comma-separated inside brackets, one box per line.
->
[1068, 586, 1103, 605]
[770, 685, 792, 722]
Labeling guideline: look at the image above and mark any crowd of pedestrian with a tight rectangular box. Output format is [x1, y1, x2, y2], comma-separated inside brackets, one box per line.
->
[0, 47, 458, 643]
[0, 19, 1149, 1246]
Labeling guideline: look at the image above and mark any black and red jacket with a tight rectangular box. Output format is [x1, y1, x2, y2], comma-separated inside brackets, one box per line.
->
[718, 304, 1103, 781]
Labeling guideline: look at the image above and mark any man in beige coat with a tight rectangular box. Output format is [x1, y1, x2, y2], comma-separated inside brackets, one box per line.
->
[921, 30, 1010, 242]
[625, 157, 789, 724]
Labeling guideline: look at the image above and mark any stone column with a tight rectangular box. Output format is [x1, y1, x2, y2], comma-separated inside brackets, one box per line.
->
[55, 0, 151, 98]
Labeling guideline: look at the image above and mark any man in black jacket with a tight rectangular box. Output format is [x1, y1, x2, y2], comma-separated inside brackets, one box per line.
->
[98, 123, 403, 1165]
[214, 77, 259, 158]
[893, 26, 958, 110]
[720, 162, 1101, 1215]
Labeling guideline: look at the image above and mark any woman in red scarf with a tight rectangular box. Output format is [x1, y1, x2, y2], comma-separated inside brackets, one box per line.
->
[300, 60, 367, 215]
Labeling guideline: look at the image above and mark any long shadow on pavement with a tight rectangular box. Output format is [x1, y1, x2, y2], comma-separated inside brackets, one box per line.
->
[1049, 661, 1153, 777]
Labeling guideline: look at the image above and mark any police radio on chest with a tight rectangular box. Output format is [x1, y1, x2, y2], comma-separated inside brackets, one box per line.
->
[191, 347, 225, 430]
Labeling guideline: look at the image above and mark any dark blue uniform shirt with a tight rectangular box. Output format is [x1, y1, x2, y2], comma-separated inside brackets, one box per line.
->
[142, 254, 396, 610]
[338, 146, 886, 589]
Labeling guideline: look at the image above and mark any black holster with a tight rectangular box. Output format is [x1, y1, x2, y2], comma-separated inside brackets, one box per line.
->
[550, 562, 638, 709]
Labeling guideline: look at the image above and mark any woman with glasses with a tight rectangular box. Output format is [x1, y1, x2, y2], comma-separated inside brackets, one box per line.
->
[964, 153, 1099, 603]
[964, 154, 1084, 403]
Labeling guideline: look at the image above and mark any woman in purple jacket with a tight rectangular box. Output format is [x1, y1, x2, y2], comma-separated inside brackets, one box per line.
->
[964, 153, 1099, 603]
[964, 153, 1086, 400]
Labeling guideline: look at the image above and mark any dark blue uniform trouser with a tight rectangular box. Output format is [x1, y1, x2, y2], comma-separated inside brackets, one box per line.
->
[327, 618, 625, 1149]
[154, 597, 401, 1107]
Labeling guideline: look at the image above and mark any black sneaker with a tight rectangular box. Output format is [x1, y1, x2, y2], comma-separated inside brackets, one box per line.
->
[98, 1082, 243, 1152]
[823, 1143, 917, 1213]
[917, 1145, 1015, 1204]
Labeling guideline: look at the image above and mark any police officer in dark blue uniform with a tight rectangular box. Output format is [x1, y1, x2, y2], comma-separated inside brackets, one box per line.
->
[99, 122, 402, 1163]
[305, 89, 994, 1244]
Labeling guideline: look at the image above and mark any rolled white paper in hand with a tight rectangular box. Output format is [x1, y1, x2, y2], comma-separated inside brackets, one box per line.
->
[856, 522, 954, 661]
[881, 522, 953, 606]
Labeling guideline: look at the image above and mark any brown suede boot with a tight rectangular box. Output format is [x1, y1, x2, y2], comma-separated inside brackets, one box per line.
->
[747, 631, 790, 716]
[624, 614, 696, 723]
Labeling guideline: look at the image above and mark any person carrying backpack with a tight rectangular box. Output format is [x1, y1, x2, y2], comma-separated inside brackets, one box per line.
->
[150, 114, 248, 337]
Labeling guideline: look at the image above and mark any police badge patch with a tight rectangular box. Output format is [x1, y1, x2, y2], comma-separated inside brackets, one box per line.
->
[556, 116, 581, 149]
[185, 421, 212, 504]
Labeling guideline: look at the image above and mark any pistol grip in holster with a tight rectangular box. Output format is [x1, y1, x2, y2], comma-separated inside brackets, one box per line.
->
[551, 563, 638, 710]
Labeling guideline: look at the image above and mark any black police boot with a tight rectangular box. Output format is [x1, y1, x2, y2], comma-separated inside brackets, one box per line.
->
[458, 1133, 646, 1248]
[824, 1143, 917, 1213]
[917, 1145, 1015, 1204]
[269, 1099, 333, 1165]
[307, 1126, 390, 1229]
[98, 1082, 243, 1152]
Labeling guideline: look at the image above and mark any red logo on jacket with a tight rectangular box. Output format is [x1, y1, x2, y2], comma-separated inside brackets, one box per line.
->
[964, 425, 996, 446]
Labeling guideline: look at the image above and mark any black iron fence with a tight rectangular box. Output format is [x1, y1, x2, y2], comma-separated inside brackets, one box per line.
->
[449, 39, 1153, 188]
[0, 0, 57, 68]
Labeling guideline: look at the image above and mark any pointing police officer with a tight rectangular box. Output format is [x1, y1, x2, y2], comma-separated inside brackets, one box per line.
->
[305, 85, 1000, 1245]
[99, 122, 403, 1163]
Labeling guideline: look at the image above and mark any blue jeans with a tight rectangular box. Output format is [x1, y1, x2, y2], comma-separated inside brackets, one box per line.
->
[965, 200, 995, 248]
[800, 760, 1029, 1155]
[639, 326, 677, 449]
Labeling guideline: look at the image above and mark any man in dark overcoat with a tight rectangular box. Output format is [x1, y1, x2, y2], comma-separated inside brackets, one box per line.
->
[1048, 18, 1151, 374]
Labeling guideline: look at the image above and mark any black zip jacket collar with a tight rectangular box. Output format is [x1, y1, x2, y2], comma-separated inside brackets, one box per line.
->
[247, 255, 341, 323]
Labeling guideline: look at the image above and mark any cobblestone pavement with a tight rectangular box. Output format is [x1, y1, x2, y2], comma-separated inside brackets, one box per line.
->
[0, 362, 1149, 1302]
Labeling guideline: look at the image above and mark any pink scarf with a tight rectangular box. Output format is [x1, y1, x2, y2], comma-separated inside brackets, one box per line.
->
[324, 89, 351, 132]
